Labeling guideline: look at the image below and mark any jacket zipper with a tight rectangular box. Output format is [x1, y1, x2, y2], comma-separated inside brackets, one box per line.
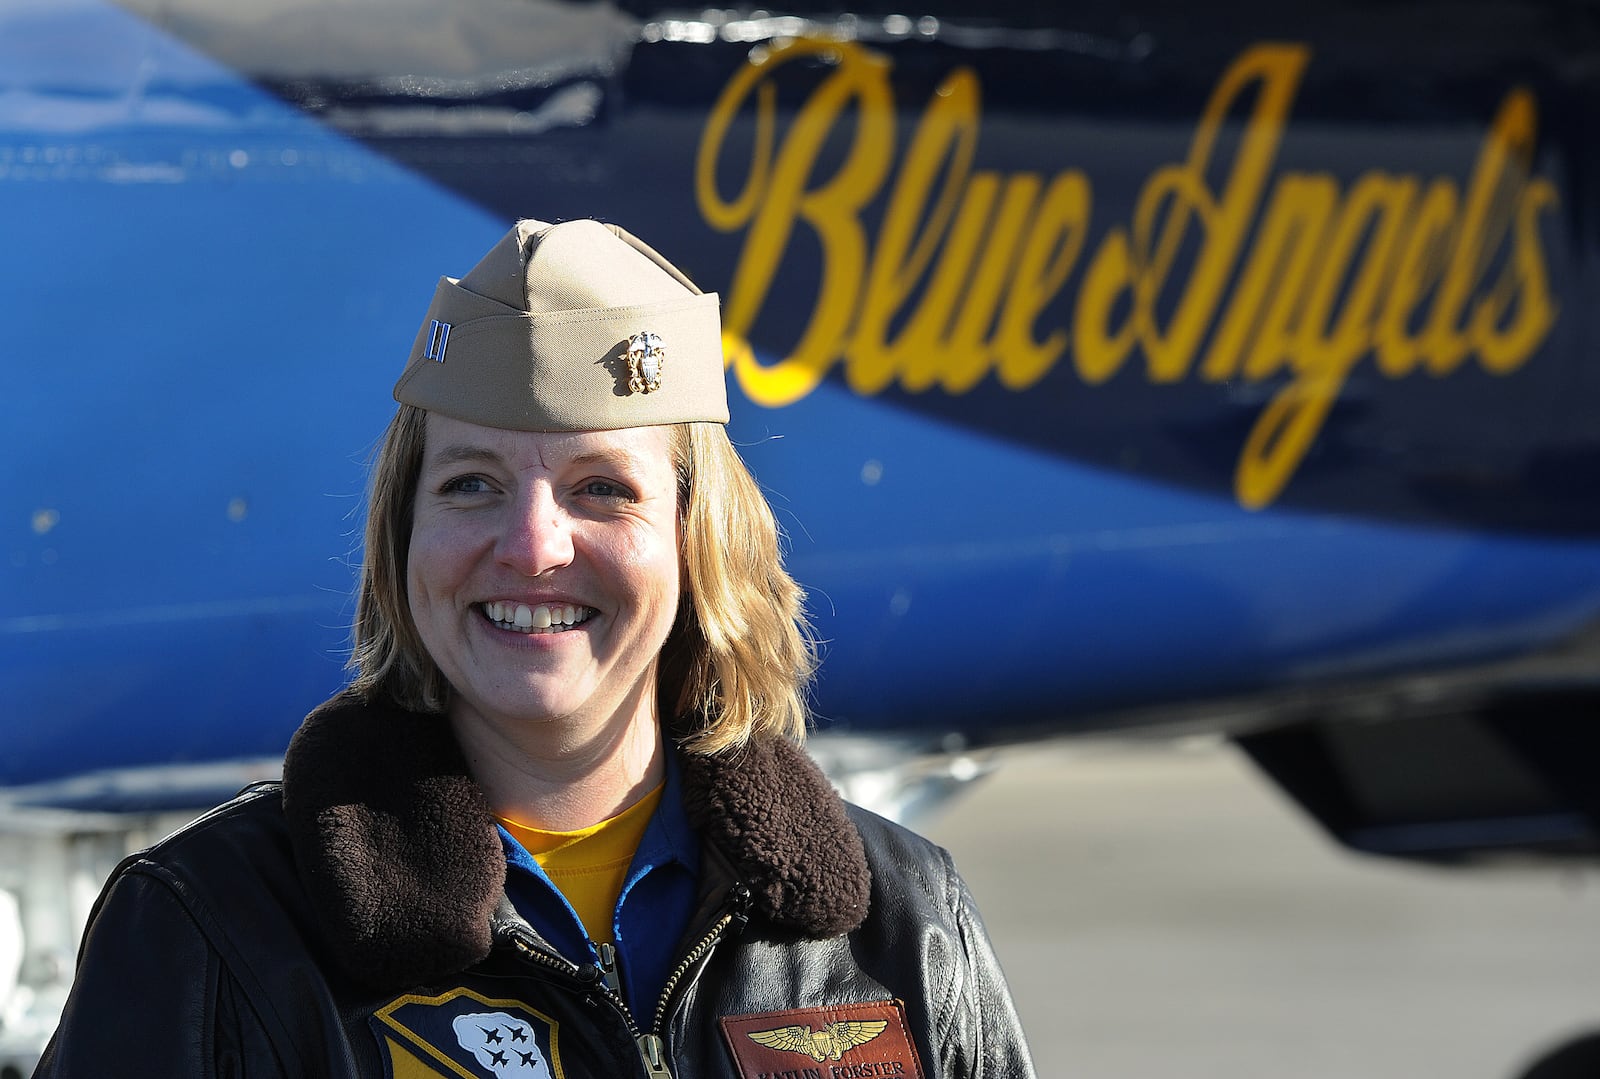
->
[503, 883, 751, 1079]
[635, 882, 752, 1076]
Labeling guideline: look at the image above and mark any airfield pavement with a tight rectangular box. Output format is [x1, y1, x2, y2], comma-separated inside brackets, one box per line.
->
[920, 738, 1600, 1079]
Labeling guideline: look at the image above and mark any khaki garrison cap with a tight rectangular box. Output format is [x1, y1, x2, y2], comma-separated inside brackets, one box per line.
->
[394, 219, 728, 430]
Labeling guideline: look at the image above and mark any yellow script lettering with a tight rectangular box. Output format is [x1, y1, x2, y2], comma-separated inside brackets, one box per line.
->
[695, 39, 1561, 509]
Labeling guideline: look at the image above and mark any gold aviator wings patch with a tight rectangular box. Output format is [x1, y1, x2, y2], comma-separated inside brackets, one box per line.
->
[747, 1019, 890, 1062]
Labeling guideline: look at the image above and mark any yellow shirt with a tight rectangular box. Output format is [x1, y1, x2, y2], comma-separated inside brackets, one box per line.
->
[496, 783, 664, 945]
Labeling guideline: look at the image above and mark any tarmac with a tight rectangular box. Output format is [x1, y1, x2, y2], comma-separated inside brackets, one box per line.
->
[918, 738, 1600, 1079]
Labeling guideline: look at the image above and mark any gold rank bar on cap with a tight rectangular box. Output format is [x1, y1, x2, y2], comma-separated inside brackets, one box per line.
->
[394, 219, 729, 431]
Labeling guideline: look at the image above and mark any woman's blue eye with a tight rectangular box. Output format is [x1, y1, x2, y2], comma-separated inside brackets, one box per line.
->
[583, 480, 632, 500]
[441, 475, 491, 495]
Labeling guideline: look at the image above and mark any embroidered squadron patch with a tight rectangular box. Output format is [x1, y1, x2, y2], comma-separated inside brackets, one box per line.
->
[373, 988, 564, 1079]
[720, 1001, 925, 1079]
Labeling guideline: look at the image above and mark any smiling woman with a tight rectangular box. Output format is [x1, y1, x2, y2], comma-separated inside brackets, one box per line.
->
[406, 419, 684, 826]
[424, 425, 676, 699]
[36, 219, 1035, 1079]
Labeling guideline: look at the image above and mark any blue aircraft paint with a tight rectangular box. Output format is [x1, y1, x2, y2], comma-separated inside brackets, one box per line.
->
[739, 367, 1600, 731]
[0, 0, 510, 784]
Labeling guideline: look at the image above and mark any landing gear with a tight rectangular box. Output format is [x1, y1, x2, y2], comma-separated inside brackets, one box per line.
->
[805, 732, 996, 825]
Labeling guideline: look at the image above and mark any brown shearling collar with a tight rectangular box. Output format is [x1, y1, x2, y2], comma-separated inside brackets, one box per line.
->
[281, 692, 868, 991]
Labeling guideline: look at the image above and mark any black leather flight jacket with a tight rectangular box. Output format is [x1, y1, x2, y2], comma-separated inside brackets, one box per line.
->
[35, 693, 1036, 1078]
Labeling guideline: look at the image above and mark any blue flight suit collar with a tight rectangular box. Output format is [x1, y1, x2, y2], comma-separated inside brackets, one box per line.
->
[497, 748, 700, 1013]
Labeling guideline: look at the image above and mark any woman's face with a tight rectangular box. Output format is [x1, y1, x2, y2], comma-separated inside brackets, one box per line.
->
[407, 413, 681, 739]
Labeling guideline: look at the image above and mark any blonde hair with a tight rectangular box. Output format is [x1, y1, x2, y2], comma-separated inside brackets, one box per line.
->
[348, 406, 815, 754]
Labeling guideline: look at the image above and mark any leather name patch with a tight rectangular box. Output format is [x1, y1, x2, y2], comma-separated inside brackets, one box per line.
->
[720, 1000, 926, 1079]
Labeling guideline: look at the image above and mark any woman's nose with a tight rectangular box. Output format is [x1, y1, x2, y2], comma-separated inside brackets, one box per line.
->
[494, 488, 575, 576]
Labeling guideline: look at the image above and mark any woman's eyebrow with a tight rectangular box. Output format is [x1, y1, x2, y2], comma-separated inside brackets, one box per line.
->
[566, 449, 645, 472]
[423, 444, 504, 469]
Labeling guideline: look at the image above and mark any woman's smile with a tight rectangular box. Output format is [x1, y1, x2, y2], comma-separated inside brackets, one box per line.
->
[481, 600, 596, 633]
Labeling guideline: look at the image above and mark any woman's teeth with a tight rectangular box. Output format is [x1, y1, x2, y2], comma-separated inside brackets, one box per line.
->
[484, 601, 592, 632]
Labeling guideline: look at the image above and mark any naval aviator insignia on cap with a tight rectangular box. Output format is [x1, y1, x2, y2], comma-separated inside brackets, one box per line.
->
[394, 219, 728, 430]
